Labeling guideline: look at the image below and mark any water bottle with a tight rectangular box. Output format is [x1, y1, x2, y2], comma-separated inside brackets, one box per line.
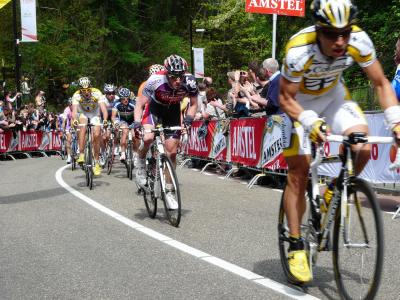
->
[321, 182, 334, 213]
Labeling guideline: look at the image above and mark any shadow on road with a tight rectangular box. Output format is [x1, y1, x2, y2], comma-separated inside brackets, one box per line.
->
[0, 187, 68, 204]
[253, 258, 339, 300]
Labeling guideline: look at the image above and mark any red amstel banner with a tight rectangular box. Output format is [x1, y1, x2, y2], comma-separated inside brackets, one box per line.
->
[245, 0, 305, 17]
[230, 118, 265, 167]
[51, 131, 62, 150]
[19, 131, 42, 151]
[0, 131, 12, 153]
[186, 121, 214, 158]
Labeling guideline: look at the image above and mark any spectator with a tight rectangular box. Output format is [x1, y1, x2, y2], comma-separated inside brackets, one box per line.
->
[248, 61, 263, 94]
[392, 38, 400, 102]
[21, 76, 32, 104]
[262, 58, 282, 115]
[227, 70, 259, 118]
[35, 90, 46, 112]
[195, 82, 207, 120]
[242, 66, 269, 110]
[4, 90, 21, 111]
[203, 87, 228, 120]
[202, 76, 213, 88]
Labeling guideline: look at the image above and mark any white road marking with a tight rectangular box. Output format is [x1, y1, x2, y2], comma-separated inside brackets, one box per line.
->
[56, 165, 320, 300]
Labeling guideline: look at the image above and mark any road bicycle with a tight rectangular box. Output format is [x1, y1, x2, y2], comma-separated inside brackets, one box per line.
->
[105, 125, 119, 175]
[125, 127, 135, 180]
[70, 128, 78, 171]
[278, 132, 400, 299]
[139, 125, 184, 227]
[82, 119, 95, 190]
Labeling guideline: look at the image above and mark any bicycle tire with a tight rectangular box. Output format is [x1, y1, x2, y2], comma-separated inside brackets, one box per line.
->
[84, 144, 90, 187]
[127, 143, 133, 180]
[160, 154, 181, 227]
[143, 157, 157, 218]
[71, 139, 77, 171]
[107, 140, 114, 175]
[333, 177, 384, 300]
[60, 136, 66, 160]
[278, 183, 313, 285]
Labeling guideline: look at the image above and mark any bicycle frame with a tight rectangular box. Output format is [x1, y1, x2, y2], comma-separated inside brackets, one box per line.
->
[308, 134, 396, 255]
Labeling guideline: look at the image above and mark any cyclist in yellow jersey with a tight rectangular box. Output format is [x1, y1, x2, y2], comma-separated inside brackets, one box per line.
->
[72, 77, 108, 176]
[279, 0, 400, 283]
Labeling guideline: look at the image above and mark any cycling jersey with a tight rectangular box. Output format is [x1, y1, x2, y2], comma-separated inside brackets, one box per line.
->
[392, 64, 400, 101]
[142, 71, 198, 106]
[282, 25, 376, 96]
[141, 71, 198, 138]
[113, 100, 135, 124]
[62, 106, 72, 130]
[72, 87, 106, 119]
[103, 95, 120, 121]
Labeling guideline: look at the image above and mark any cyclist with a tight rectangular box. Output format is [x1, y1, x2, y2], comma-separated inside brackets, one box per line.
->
[111, 87, 136, 162]
[133, 55, 198, 209]
[101, 83, 119, 163]
[72, 76, 108, 176]
[279, 0, 400, 283]
[61, 98, 73, 164]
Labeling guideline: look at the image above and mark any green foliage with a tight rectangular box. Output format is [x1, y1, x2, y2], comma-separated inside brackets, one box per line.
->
[0, 0, 398, 108]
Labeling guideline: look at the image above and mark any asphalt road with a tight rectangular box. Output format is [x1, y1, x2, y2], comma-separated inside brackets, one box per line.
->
[1, 156, 399, 300]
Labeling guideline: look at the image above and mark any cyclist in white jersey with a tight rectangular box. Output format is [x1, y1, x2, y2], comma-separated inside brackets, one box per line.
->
[72, 77, 108, 176]
[279, 0, 400, 283]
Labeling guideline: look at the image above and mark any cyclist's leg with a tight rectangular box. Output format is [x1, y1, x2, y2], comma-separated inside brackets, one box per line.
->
[91, 117, 102, 161]
[282, 121, 313, 283]
[323, 86, 370, 175]
[77, 114, 87, 162]
[120, 124, 129, 161]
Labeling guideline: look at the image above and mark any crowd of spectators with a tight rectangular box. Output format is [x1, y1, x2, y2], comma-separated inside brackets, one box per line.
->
[0, 86, 58, 135]
[193, 57, 281, 122]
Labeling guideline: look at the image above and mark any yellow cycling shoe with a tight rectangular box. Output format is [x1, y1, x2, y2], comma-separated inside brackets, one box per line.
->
[77, 153, 85, 164]
[93, 163, 102, 176]
[288, 250, 312, 283]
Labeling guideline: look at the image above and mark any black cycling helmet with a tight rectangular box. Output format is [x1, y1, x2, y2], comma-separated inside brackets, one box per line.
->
[311, 0, 358, 29]
[118, 87, 131, 98]
[164, 54, 188, 75]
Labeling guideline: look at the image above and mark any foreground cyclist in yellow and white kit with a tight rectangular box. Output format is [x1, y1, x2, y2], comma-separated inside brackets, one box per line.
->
[279, 0, 400, 283]
[72, 77, 108, 176]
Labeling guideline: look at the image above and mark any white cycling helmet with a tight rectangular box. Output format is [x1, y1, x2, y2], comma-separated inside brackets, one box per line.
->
[148, 64, 165, 76]
[311, 0, 358, 29]
[78, 77, 91, 88]
[103, 83, 116, 93]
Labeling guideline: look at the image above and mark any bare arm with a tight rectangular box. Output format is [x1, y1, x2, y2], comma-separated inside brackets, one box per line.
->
[111, 109, 118, 124]
[134, 95, 150, 123]
[279, 76, 303, 120]
[363, 60, 398, 109]
[186, 95, 198, 118]
[72, 104, 78, 121]
[99, 102, 108, 121]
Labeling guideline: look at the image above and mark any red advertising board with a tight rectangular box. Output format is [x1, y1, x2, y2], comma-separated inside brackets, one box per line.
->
[186, 121, 214, 158]
[0, 131, 12, 153]
[245, 0, 305, 17]
[229, 118, 265, 167]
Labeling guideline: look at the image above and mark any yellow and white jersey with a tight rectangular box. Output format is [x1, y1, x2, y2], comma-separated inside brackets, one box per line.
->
[282, 25, 376, 96]
[72, 87, 106, 117]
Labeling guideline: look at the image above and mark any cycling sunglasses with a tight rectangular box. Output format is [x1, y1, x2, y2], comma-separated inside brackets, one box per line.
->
[105, 92, 115, 96]
[167, 73, 185, 80]
[319, 27, 352, 41]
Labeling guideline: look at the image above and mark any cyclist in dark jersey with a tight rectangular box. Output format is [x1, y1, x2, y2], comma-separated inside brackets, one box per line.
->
[111, 87, 136, 162]
[133, 55, 198, 207]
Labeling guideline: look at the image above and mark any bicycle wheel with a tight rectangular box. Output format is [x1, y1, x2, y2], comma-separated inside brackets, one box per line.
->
[107, 140, 114, 175]
[333, 177, 384, 300]
[127, 143, 133, 180]
[143, 156, 157, 218]
[71, 138, 77, 171]
[278, 183, 313, 284]
[159, 154, 181, 227]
